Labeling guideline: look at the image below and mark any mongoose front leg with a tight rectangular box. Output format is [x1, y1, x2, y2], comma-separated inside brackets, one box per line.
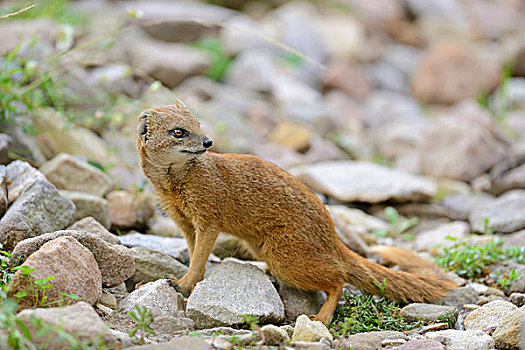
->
[176, 224, 219, 297]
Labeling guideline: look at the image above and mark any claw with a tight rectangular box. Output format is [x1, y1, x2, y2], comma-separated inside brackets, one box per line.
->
[165, 274, 182, 294]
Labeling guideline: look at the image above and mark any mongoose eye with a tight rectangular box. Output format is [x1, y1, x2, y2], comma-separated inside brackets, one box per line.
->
[170, 128, 186, 138]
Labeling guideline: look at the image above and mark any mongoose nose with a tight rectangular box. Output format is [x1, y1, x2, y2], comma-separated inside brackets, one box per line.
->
[203, 138, 213, 148]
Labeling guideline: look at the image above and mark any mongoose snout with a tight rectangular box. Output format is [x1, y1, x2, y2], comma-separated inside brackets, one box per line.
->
[203, 138, 213, 148]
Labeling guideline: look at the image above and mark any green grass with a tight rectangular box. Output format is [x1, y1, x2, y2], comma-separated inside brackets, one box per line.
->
[2, 0, 87, 26]
[192, 37, 234, 81]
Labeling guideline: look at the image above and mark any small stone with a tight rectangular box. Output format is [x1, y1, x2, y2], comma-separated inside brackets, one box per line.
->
[146, 214, 182, 237]
[39, 153, 113, 197]
[4, 159, 47, 204]
[268, 121, 312, 153]
[510, 293, 525, 307]
[119, 232, 191, 264]
[68, 216, 120, 245]
[150, 315, 196, 334]
[492, 306, 525, 350]
[0, 133, 12, 165]
[470, 190, 525, 233]
[99, 291, 117, 309]
[16, 302, 115, 349]
[290, 341, 330, 350]
[260, 324, 290, 345]
[127, 336, 212, 350]
[401, 303, 458, 324]
[415, 221, 470, 251]
[186, 261, 284, 328]
[322, 61, 370, 102]
[129, 247, 188, 287]
[225, 49, 276, 93]
[332, 332, 381, 350]
[464, 300, 518, 331]
[278, 281, 325, 323]
[291, 315, 333, 344]
[107, 190, 155, 231]
[13, 230, 134, 287]
[438, 286, 479, 310]
[59, 190, 110, 229]
[425, 329, 495, 350]
[395, 339, 445, 350]
[0, 166, 7, 218]
[119, 279, 184, 317]
[8, 236, 102, 309]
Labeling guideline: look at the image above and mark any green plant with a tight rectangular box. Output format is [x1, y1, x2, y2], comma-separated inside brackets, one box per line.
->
[494, 268, 523, 290]
[329, 281, 423, 337]
[475, 217, 495, 235]
[192, 37, 233, 81]
[372, 207, 419, 239]
[0, 250, 20, 286]
[436, 238, 525, 279]
[128, 305, 155, 344]
[3, 0, 87, 26]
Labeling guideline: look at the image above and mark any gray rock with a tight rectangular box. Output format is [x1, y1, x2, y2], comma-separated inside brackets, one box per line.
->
[146, 214, 182, 237]
[415, 221, 470, 251]
[220, 15, 271, 55]
[492, 306, 525, 350]
[107, 191, 155, 231]
[278, 281, 325, 323]
[225, 49, 276, 93]
[150, 315, 195, 334]
[186, 261, 284, 328]
[490, 163, 525, 196]
[332, 332, 381, 350]
[4, 160, 48, 204]
[130, 247, 188, 287]
[425, 329, 495, 350]
[127, 336, 212, 350]
[395, 339, 445, 350]
[0, 133, 12, 165]
[119, 279, 184, 317]
[260, 324, 290, 346]
[441, 193, 494, 221]
[9, 236, 102, 310]
[291, 314, 333, 343]
[16, 302, 115, 349]
[437, 286, 479, 310]
[401, 303, 458, 324]
[464, 300, 518, 331]
[59, 190, 110, 229]
[13, 230, 134, 287]
[39, 153, 113, 197]
[119, 232, 191, 265]
[0, 177, 75, 250]
[291, 161, 437, 203]
[68, 216, 120, 245]
[290, 341, 330, 350]
[510, 293, 525, 307]
[470, 190, 525, 233]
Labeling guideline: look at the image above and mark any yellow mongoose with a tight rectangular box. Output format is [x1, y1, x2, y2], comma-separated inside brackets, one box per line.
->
[136, 102, 456, 324]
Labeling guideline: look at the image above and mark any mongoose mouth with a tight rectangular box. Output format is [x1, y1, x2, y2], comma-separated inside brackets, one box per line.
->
[181, 149, 207, 155]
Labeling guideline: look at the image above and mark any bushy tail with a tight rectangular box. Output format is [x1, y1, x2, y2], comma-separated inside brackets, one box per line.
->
[340, 244, 456, 303]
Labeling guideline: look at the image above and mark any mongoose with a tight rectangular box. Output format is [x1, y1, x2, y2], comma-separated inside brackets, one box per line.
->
[136, 102, 456, 324]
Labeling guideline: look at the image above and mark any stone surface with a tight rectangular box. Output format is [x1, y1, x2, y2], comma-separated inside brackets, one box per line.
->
[225, 49, 276, 93]
[510, 293, 525, 307]
[3, 160, 50, 204]
[322, 61, 370, 102]
[107, 190, 155, 231]
[291, 314, 333, 343]
[13, 230, 134, 287]
[39, 153, 113, 197]
[147, 214, 182, 237]
[0, 166, 6, 218]
[464, 300, 518, 331]
[332, 332, 381, 350]
[469, 190, 525, 233]
[492, 306, 525, 350]
[278, 281, 325, 323]
[127, 336, 212, 350]
[487, 261, 525, 294]
[410, 41, 500, 105]
[119, 232, 191, 264]
[0, 133, 12, 165]
[438, 286, 479, 310]
[395, 339, 445, 350]
[150, 315, 196, 334]
[0, 175, 75, 251]
[441, 193, 494, 221]
[415, 221, 470, 251]
[401, 303, 458, 324]
[260, 324, 290, 346]
[186, 261, 284, 328]
[59, 190, 110, 229]
[119, 279, 184, 317]
[68, 216, 120, 245]
[291, 161, 437, 203]
[16, 302, 115, 349]
[129, 247, 188, 287]
[9, 236, 102, 309]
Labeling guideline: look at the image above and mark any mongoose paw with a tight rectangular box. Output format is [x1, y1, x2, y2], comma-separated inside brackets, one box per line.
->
[165, 274, 182, 294]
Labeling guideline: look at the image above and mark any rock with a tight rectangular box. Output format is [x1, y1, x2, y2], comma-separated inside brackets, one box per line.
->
[291, 161, 437, 203]
[322, 61, 370, 102]
[33, 108, 116, 165]
[291, 314, 333, 343]
[464, 300, 518, 332]
[125, 35, 211, 88]
[332, 332, 381, 350]
[469, 190, 525, 233]
[487, 260, 525, 294]
[395, 339, 445, 350]
[410, 41, 500, 104]
[441, 193, 494, 221]
[107, 190, 155, 231]
[13, 230, 134, 287]
[4, 160, 48, 204]
[489, 163, 525, 195]
[0, 19, 58, 58]
[212, 233, 254, 260]
[9, 236, 102, 309]
[415, 221, 470, 251]
[401, 303, 458, 324]
[364, 91, 424, 131]
[196, 327, 252, 337]
[290, 341, 330, 350]
[316, 14, 365, 60]
[119, 279, 184, 318]
[68, 216, 120, 245]
[260, 324, 290, 345]
[133, 1, 235, 43]
[0, 133, 12, 165]
[438, 286, 479, 310]
[88, 64, 137, 96]
[492, 306, 525, 350]
[328, 205, 388, 236]
[129, 247, 188, 287]
[16, 302, 115, 349]
[119, 232, 191, 264]
[99, 291, 118, 309]
[421, 111, 507, 182]
[150, 315, 195, 334]
[147, 214, 182, 237]
[278, 281, 325, 323]
[127, 336, 212, 350]
[225, 49, 276, 93]
[0, 176, 75, 250]
[510, 293, 525, 307]
[425, 329, 495, 350]
[0, 167, 6, 218]
[186, 261, 284, 328]
[59, 190, 110, 229]
[268, 121, 312, 153]
[39, 153, 113, 197]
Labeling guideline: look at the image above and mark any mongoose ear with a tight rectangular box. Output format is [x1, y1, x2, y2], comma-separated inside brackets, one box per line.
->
[175, 99, 188, 110]
[138, 110, 152, 143]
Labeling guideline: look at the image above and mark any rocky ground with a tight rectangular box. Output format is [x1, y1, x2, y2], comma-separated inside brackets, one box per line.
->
[1, 0, 525, 349]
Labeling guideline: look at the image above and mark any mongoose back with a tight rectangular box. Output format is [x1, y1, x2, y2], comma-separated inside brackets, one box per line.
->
[136, 102, 456, 324]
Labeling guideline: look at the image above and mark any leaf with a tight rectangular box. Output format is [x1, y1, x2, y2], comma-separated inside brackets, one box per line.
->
[14, 291, 27, 299]
[385, 207, 398, 224]
[15, 319, 32, 340]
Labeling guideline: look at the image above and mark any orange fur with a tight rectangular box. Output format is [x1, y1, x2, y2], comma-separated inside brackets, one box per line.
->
[137, 104, 456, 324]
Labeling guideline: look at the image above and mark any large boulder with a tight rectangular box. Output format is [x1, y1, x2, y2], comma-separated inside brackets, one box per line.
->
[119, 279, 184, 317]
[59, 190, 110, 229]
[8, 236, 102, 310]
[492, 306, 525, 350]
[12, 230, 134, 287]
[186, 261, 284, 328]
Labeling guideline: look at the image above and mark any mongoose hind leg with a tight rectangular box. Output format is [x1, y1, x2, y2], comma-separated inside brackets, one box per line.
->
[310, 279, 343, 325]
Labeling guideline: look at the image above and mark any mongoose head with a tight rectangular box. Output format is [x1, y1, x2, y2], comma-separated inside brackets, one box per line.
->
[137, 101, 213, 167]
